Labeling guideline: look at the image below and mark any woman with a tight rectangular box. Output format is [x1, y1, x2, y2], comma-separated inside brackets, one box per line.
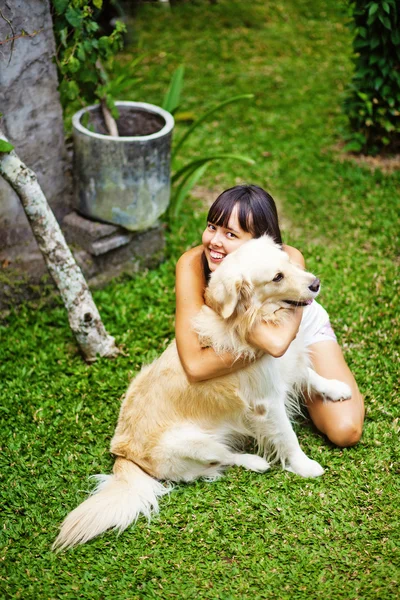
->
[175, 185, 364, 447]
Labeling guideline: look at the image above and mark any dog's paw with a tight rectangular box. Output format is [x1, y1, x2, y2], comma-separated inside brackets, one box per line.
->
[323, 380, 352, 402]
[286, 454, 324, 478]
[235, 454, 270, 473]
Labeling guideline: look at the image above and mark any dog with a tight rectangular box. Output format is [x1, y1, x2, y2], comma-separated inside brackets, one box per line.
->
[53, 235, 351, 550]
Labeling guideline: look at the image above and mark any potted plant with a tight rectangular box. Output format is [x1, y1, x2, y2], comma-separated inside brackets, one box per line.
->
[72, 101, 174, 230]
[52, 2, 254, 229]
[52, 1, 176, 230]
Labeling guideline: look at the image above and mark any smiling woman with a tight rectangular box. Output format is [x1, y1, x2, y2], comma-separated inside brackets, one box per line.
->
[175, 184, 365, 447]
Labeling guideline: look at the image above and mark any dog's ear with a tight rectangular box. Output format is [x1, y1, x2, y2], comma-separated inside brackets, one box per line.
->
[206, 273, 246, 319]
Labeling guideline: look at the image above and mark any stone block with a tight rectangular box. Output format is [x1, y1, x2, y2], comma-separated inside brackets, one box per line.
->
[0, 214, 165, 314]
[62, 211, 134, 255]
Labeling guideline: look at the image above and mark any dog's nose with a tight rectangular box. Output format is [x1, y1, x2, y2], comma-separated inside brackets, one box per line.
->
[308, 278, 320, 293]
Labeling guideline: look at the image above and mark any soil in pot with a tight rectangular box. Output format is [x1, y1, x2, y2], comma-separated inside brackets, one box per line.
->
[83, 106, 165, 137]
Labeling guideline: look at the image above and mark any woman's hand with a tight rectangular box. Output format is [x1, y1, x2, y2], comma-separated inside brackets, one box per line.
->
[247, 308, 303, 358]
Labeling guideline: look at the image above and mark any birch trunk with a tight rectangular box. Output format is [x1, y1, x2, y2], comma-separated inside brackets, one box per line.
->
[0, 128, 119, 362]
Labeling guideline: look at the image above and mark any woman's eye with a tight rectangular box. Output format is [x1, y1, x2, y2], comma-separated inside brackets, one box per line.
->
[273, 272, 284, 282]
[207, 223, 216, 231]
[227, 232, 237, 239]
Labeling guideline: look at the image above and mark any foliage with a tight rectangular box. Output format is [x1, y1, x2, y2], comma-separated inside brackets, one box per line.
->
[51, 0, 126, 127]
[0, 139, 14, 153]
[2, 1, 400, 597]
[163, 67, 255, 216]
[343, 0, 400, 154]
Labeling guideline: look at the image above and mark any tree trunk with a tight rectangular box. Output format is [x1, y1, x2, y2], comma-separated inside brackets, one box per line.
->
[0, 128, 119, 362]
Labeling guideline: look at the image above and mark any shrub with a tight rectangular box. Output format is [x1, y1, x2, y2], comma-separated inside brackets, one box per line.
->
[51, 0, 126, 129]
[343, 0, 400, 154]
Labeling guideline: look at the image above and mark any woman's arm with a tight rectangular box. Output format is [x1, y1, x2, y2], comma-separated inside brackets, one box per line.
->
[247, 244, 305, 357]
[175, 246, 253, 383]
[248, 308, 303, 358]
[175, 243, 306, 382]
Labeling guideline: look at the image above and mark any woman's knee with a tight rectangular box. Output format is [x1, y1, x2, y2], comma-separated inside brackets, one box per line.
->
[325, 418, 363, 448]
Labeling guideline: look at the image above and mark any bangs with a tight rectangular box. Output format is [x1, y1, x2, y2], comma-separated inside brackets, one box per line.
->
[207, 193, 253, 233]
[206, 185, 282, 244]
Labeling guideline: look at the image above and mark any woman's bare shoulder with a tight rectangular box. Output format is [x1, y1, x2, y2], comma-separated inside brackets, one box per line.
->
[282, 244, 305, 268]
[176, 245, 204, 271]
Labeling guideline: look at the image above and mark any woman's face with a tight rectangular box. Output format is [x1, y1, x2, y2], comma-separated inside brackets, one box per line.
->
[202, 205, 254, 272]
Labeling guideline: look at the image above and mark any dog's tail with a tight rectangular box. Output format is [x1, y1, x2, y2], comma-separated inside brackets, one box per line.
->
[52, 457, 171, 551]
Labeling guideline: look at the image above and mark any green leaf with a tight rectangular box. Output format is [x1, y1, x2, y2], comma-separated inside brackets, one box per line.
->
[172, 94, 254, 159]
[0, 139, 14, 153]
[370, 36, 380, 49]
[368, 3, 378, 17]
[59, 28, 68, 48]
[86, 20, 99, 33]
[93, 0, 103, 9]
[68, 56, 81, 73]
[68, 80, 80, 100]
[171, 163, 209, 218]
[172, 154, 255, 185]
[162, 65, 185, 115]
[77, 44, 86, 61]
[357, 26, 367, 38]
[378, 14, 391, 29]
[52, 0, 69, 14]
[65, 6, 83, 28]
[392, 29, 400, 44]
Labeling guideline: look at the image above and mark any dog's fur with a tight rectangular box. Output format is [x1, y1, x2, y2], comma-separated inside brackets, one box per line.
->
[53, 236, 351, 550]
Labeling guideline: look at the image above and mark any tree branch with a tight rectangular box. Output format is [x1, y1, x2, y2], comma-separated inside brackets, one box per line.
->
[0, 128, 119, 362]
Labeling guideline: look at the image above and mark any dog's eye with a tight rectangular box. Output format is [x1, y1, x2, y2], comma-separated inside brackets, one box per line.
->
[273, 273, 284, 282]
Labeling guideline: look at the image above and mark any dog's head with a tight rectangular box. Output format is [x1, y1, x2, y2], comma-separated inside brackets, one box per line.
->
[205, 236, 320, 320]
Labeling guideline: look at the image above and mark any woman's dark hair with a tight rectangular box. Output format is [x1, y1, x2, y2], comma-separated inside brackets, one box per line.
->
[202, 184, 283, 281]
[207, 184, 282, 243]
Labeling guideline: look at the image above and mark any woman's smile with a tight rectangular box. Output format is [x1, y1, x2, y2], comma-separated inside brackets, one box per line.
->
[209, 249, 226, 261]
[202, 205, 253, 272]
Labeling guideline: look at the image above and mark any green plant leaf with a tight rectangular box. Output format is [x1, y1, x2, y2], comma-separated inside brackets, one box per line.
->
[0, 140, 14, 153]
[162, 65, 185, 115]
[172, 153, 255, 185]
[170, 163, 209, 218]
[172, 94, 254, 159]
[65, 6, 83, 28]
[68, 56, 81, 73]
[52, 0, 69, 14]
[378, 14, 391, 29]
[368, 3, 378, 17]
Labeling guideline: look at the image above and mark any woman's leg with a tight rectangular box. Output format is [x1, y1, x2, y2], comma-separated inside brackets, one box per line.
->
[305, 341, 365, 447]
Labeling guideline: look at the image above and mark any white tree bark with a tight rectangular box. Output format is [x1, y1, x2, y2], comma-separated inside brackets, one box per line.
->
[0, 128, 119, 362]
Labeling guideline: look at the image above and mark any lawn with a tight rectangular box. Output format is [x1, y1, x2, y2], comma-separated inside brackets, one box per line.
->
[1, 0, 399, 598]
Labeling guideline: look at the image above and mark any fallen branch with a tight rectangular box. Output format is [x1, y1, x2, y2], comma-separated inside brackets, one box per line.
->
[0, 128, 119, 362]
[101, 98, 119, 137]
[95, 59, 119, 137]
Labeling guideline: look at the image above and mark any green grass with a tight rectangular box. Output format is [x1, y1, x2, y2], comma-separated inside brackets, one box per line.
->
[1, 0, 399, 598]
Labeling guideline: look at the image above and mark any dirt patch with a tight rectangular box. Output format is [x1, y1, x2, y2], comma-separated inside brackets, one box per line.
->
[334, 143, 400, 174]
[190, 185, 219, 209]
[83, 106, 165, 137]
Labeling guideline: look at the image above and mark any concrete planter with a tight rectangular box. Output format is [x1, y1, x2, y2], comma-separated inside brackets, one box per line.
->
[72, 102, 174, 231]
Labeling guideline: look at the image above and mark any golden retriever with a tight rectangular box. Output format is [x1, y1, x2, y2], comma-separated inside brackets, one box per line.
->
[53, 236, 351, 550]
